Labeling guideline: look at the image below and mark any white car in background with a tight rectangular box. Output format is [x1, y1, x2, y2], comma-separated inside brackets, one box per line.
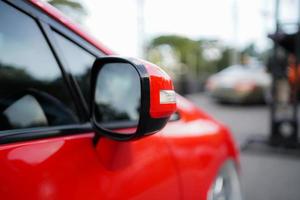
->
[206, 64, 271, 103]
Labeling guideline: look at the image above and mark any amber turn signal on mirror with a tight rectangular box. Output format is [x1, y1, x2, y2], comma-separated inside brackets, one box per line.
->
[90, 57, 177, 141]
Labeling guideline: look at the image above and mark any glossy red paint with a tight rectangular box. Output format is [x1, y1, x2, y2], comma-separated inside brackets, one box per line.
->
[0, 133, 181, 200]
[0, 1, 240, 199]
[161, 95, 239, 199]
[141, 59, 177, 118]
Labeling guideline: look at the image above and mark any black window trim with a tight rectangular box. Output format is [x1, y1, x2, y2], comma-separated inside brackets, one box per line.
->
[48, 28, 102, 116]
[33, 0, 106, 117]
[0, 123, 93, 145]
[50, 27, 103, 59]
[44, 20, 106, 117]
[0, 0, 95, 144]
[41, 22, 90, 120]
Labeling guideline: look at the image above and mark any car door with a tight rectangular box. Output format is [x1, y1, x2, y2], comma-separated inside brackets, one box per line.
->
[0, 1, 181, 199]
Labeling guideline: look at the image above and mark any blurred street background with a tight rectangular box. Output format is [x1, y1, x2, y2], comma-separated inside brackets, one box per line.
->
[46, 0, 300, 199]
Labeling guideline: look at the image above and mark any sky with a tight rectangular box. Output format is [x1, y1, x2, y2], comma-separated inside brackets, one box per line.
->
[80, 0, 299, 57]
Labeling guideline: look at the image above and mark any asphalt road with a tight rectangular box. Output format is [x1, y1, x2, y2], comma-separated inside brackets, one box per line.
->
[186, 93, 300, 200]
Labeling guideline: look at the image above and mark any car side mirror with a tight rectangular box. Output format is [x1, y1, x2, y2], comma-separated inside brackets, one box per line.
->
[90, 57, 176, 141]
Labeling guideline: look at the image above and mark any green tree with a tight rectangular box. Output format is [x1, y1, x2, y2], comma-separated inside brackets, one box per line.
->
[147, 35, 205, 77]
[147, 35, 232, 77]
[215, 48, 232, 72]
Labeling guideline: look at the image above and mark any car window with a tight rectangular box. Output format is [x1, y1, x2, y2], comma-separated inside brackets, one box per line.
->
[52, 31, 96, 105]
[0, 1, 79, 131]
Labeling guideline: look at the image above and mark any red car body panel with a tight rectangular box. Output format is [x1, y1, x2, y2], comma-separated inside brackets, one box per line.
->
[161, 95, 239, 199]
[0, 133, 182, 200]
[0, 1, 239, 199]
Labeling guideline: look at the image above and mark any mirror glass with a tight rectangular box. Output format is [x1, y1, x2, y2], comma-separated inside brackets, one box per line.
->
[94, 63, 141, 134]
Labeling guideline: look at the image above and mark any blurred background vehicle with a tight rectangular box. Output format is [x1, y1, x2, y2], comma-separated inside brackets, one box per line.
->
[206, 62, 271, 103]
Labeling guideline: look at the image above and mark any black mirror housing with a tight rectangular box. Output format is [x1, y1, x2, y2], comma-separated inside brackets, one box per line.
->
[90, 57, 177, 141]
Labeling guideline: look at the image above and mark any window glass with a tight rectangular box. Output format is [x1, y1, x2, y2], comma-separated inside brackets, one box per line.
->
[3, 95, 48, 129]
[53, 32, 96, 104]
[0, 2, 79, 131]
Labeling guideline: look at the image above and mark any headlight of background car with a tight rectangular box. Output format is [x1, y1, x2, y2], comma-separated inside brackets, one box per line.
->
[208, 160, 243, 200]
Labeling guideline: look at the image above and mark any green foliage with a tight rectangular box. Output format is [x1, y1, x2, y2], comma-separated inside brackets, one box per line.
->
[147, 35, 233, 78]
[150, 35, 201, 66]
[215, 48, 232, 72]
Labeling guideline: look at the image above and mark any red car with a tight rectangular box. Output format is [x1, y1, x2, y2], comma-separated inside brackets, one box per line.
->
[0, 1, 241, 200]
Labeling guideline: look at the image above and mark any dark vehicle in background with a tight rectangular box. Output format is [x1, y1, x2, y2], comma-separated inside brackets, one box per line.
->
[206, 64, 271, 103]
